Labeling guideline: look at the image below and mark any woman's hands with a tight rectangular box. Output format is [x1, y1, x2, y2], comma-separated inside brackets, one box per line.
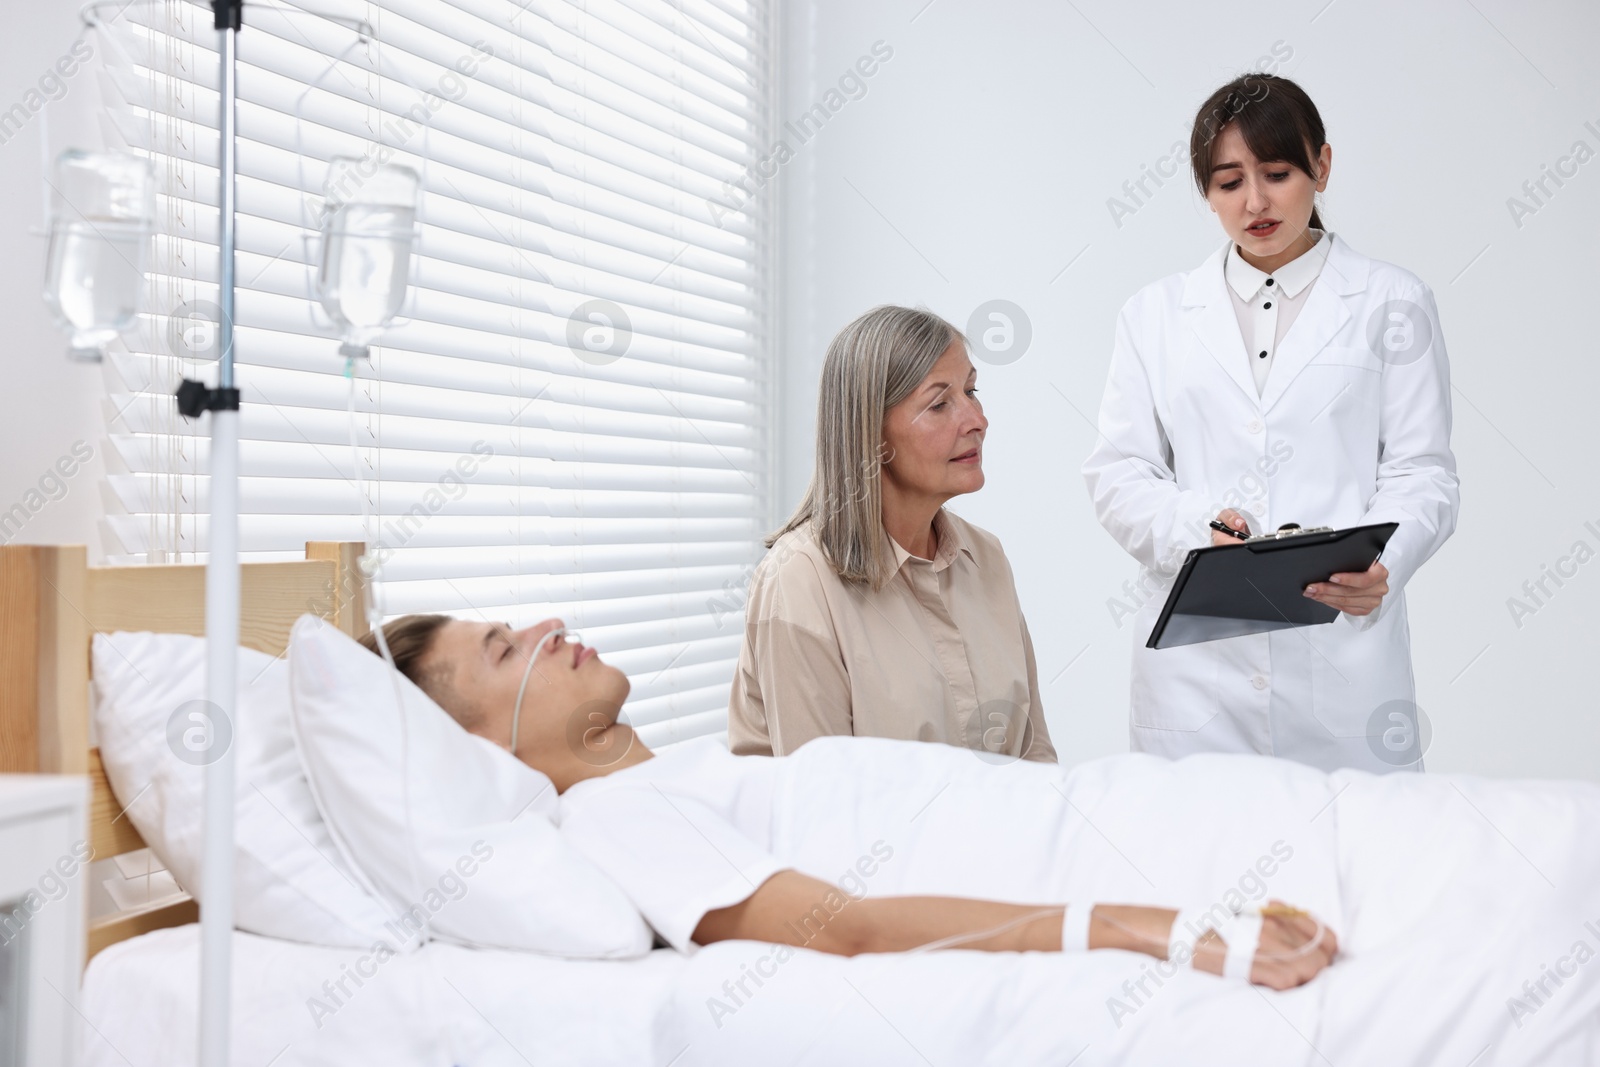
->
[1304, 560, 1389, 617]
[1211, 509, 1390, 618]
[1210, 508, 1251, 545]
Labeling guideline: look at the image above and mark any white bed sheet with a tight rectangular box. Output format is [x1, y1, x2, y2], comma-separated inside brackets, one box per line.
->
[79, 924, 688, 1066]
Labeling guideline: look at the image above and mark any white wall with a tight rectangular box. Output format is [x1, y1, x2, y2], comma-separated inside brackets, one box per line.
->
[777, 0, 1600, 779]
[0, 5, 108, 558]
[4, 1, 1595, 781]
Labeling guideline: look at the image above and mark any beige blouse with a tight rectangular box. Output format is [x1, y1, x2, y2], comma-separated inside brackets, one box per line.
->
[727, 508, 1057, 763]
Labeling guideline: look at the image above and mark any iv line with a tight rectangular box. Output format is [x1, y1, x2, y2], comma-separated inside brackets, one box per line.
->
[344, 359, 457, 1062]
[906, 906, 1064, 955]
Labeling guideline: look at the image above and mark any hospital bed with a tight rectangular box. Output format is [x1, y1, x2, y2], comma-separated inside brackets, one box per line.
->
[3, 541, 1599, 1066]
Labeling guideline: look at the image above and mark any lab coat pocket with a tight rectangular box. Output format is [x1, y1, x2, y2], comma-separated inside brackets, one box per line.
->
[1304, 346, 1382, 419]
[1316, 343, 1384, 371]
[1311, 597, 1415, 744]
[1129, 637, 1222, 732]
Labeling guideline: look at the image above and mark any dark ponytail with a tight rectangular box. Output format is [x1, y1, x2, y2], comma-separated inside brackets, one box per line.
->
[1189, 74, 1327, 230]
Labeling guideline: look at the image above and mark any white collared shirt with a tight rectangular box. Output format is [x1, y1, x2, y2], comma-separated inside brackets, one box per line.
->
[1224, 227, 1330, 395]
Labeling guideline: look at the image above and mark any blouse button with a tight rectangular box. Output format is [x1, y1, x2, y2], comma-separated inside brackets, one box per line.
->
[1263, 301, 1272, 309]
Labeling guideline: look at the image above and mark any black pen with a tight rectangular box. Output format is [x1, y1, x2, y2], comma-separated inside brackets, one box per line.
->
[1209, 519, 1249, 541]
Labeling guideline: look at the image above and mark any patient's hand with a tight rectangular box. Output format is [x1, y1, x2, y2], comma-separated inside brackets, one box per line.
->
[1094, 902, 1337, 988]
[1190, 899, 1339, 989]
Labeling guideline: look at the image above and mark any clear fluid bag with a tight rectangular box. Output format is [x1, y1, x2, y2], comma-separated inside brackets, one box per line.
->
[43, 150, 154, 361]
[315, 158, 419, 360]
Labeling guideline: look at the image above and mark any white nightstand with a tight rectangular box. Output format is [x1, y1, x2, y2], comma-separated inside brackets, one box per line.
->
[0, 775, 89, 1067]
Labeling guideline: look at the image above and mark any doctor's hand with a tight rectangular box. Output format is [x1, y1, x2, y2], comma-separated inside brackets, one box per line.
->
[1210, 508, 1252, 545]
[1304, 560, 1389, 617]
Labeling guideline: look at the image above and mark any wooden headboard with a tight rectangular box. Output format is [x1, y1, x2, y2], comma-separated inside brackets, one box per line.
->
[0, 541, 366, 960]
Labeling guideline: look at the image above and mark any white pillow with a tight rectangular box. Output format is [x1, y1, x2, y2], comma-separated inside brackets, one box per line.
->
[92, 632, 399, 948]
[287, 614, 653, 958]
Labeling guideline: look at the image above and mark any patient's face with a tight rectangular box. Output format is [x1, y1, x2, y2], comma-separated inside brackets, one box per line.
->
[422, 619, 630, 764]
[881, 340, 987, 503]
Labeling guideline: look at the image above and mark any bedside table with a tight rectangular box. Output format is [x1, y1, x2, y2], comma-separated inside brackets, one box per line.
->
[0, 775, 90, 1067]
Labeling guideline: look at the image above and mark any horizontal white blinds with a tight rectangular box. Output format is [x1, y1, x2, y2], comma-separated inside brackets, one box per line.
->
[99, 0, 773, 748]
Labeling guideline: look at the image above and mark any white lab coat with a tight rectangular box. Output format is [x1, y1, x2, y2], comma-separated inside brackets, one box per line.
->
[1083, 231, 1459, 773]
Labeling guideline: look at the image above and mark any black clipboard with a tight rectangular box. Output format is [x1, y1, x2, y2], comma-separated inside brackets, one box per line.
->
[1146, 522, 1399, 650]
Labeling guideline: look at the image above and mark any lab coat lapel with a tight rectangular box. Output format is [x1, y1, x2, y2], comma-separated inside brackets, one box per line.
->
[1181, 239, 1259, 406]
[1260, 233, 1371, 414]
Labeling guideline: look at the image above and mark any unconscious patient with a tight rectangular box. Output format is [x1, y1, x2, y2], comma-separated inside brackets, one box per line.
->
[359, 613, 1600, 1004]
[360, 614, 1324, 985]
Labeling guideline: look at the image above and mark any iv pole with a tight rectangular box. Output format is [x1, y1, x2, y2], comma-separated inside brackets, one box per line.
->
[170, 7, 389, 1058]
[175, 2, 244, 1063]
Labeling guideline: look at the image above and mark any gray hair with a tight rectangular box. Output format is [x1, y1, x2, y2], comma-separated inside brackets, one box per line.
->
[769, 305, 964, 590]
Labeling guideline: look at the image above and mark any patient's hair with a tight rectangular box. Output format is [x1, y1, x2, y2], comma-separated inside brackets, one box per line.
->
[358, 614, 473, 727]
[768, 304, 964, 590]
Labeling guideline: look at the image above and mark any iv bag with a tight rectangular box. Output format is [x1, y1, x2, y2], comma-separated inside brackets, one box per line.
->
[43, 151, 154, 361]
[315, 158, 419, 360]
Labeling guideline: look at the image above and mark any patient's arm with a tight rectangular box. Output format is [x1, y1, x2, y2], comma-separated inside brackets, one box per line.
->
[692, 870, 1065, 955]
[692, 871, 1336, 989]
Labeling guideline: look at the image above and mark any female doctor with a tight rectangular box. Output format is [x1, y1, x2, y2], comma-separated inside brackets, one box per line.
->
[1082, 74, 1459, 774]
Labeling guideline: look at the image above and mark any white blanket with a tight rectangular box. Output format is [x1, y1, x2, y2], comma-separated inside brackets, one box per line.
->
[663, 741, 1600, 1065]
[81, 743, 1600, 1066]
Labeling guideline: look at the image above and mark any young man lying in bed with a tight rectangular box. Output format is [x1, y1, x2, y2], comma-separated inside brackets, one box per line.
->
[361, 613, 1337, 990]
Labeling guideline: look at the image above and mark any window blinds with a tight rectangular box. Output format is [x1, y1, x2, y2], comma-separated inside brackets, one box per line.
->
[97, 0, 775, 747]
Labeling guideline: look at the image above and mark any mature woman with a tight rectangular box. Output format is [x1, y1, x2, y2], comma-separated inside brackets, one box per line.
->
[1083, 74, 1458, 773]
[727, 305, 1056, 762]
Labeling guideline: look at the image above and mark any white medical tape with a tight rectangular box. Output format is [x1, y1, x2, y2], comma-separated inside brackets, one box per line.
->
[1220, 911, 1263, 981]
[1167, 907, 1262, 981]
[1060, 904, 1093, 953]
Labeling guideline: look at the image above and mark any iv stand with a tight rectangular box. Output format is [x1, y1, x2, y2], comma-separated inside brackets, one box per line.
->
[174, 2, 244, 1064]
[167, 6, 390, 1058]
